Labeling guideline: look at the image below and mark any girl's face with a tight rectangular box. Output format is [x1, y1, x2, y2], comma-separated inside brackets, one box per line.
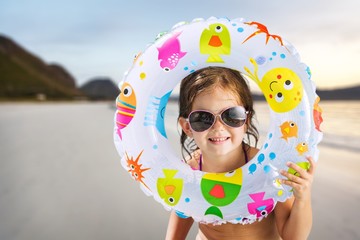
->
[180, 87, 246, 159]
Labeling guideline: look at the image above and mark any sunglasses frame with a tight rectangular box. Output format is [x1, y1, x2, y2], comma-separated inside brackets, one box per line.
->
[187, 106, 249, 132]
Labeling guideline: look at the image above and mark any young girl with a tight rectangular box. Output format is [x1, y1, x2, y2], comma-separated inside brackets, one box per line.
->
[166, 67, 315, 240]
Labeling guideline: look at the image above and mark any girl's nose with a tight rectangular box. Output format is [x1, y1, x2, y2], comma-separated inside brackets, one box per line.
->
[212, 115, 225, 130]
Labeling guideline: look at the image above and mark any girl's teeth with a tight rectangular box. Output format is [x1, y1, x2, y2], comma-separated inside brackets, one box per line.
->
[210, 137, 228, 142]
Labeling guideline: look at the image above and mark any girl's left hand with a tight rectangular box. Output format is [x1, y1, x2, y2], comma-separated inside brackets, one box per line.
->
[280, 156, 316, 201]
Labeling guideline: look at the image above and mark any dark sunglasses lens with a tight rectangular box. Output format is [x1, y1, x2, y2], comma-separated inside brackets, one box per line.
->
[221, 107, 246, 127]
[189, 111, 214, 132]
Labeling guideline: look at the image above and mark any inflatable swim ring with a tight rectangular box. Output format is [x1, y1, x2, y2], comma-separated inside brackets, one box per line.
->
[113, 17, 323, 224]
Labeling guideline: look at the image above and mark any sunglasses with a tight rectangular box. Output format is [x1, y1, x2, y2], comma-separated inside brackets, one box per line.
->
[187, 106, 249, 132]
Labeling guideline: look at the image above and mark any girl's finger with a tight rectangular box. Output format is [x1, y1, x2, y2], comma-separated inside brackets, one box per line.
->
[280, 178, 304, 191]
[306, 156, 316, 175]
[280, 178, 296, 188]
[280, 170, 304, 184]
[286, 162, 308, 179]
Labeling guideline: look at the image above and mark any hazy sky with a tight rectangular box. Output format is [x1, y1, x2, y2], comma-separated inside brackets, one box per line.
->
[1, 0, 359, 89]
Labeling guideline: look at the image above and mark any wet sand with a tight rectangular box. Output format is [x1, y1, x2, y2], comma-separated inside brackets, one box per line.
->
[0, 102, 359, 240]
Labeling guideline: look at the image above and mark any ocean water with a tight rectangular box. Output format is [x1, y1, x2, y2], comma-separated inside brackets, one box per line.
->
[165, 100, 360, 155]
[315, 101, 360, 152]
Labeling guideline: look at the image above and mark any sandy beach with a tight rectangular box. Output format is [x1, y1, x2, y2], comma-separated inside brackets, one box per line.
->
[0, 102, 359, 240]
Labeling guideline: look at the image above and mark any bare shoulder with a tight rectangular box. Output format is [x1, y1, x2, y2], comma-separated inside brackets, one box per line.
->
[247, 144, 259, 159]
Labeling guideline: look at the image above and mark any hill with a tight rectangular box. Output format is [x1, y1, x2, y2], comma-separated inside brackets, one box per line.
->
[317, 85, 360, 100]
[1, 34, 358, 101]
[80, 78, 119, 100]
[250, 85, 360, 101]
[0, 35, 82, 100]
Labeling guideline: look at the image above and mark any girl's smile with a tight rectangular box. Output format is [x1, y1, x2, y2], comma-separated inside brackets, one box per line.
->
[180, 85, 247, 172]
[208, 136, 230, 143]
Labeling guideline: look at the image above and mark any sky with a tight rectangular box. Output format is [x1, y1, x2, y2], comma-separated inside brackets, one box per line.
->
[0, 0, 359, 90]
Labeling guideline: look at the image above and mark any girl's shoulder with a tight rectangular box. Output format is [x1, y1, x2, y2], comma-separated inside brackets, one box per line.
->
[248, 145, 259, 159]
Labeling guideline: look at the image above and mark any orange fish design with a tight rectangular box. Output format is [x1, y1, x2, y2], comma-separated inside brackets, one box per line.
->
[116, 82, 136, 139]
[296, 142, 308, 156]
[280, 121, 298, 141]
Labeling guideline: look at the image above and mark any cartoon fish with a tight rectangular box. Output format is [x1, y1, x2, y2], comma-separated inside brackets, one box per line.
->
[201, 169, 242, 219]
[280, 121, 298, 141]
[313, 97, 323, 132]
[200, 23, 231, 63]
[116, 82, 136, 139]
[144, 91, 172, 138]
[295, 142, 308, 156]
[157, 169, 183, 206]
[287, 161, 310, 177]
[157, 32, 187, 72]
[125, 151, 150, 189]
[244, 58, 303, 113]
[247, 192, 274, 219]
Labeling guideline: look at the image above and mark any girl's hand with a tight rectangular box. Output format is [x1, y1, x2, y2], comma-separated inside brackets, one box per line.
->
[280, 156, 316, 201]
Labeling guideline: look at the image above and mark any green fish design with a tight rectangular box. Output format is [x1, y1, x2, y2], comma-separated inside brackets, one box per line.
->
[157, 169, 183, 206]
[199, 23, 231, 63]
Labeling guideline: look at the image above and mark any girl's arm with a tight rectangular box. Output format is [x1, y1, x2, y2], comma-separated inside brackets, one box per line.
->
[275, 156, 316, 240]
[165, 211, 194, 240]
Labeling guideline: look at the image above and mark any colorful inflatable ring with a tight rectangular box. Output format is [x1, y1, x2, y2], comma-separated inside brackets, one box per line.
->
[113, 17, 323, 224]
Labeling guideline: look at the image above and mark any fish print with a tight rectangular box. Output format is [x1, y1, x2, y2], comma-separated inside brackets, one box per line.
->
[157, 32, 187, 72]
[199, 23, 231, 63]
[280, 121, 298, 141]
[295, 142, 308, 156]
[144, 91, 172, 138]
[201, 169, 242, 219]
[157, 169, 184, 206]
[247, 192, 275, 220]
[116, 82, 136, 139]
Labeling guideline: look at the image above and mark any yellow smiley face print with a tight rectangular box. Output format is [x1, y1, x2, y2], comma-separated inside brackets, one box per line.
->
[261, 67, 303, 113]
[244, 58, 303, 113]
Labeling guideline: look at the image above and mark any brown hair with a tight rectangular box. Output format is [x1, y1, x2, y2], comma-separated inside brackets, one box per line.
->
[178, 66, 259, 158]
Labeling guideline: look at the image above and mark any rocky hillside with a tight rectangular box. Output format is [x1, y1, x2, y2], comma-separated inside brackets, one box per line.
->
[252, 85, 360, 101]
[1, 34, 357, 101]
[317, 86, 360, 100]
[0, 35, 82, 100]
[80, 78, 119, 100]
